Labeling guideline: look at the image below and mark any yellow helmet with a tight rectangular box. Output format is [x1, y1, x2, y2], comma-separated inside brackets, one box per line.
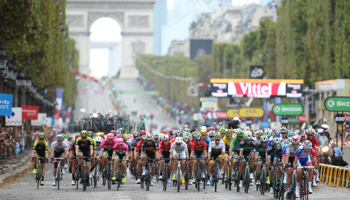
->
[215, 133, 220, 140]
[104, 135, 107, 139]
[96, 132, 101, 137]
[225, 129, 232, 136]
[200, 129, 207, 135]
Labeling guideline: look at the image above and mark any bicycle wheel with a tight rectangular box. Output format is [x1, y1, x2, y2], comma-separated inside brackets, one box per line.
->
[93, 168, 97, 188]
[244, 167, 249, 193]
[117, 169, 121, 191]
[291, 174, 296, 200]
[163, 164, 167, 191]
[107, 163, 111, 190]
[177, 168, 180, 192]
[146, 166, 150, 191]
[185, 163, 189, 190]
[75, 167, 79, 189]
[222, 165, 225, 185]
[228, 165, 231, 190]
[57, 165, 61, 190]
[156, 164, 159, 182]
[83, 164, 86, 191]
[141, 175, 144, 189]
[36, 164, 41, 189]
[236, 169, 240, 192]
[261, 168, 266, 195]
[304, 175, 309, 200]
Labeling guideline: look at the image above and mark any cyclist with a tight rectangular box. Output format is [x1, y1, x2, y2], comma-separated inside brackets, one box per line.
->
[208, 130, 216, 142]
[87, 131, 97, 179]
[153, 132, 161, 147]
[75, 130, 95, 186]
[219, 128, 226, 139]
[170, 130, 182, 143]
[207, 127, 215, 132]
[32, 133, 49, 186]
[207, 133, 225, 185]
[294, 140, 316, 195]
[255, 135, 268, 186]
[129, 131, 140, 178]
[170, 137, 188, 184]
[135, 135, 147, 184]
[280, 127, 288, 140]
[69, 134, 80, 185]
[304, 128, 319, 186]
[94, 136, 103, 181]
[169, 129, 174, 139]
[283, 135, 300, 199]
[141, 134, 158, 186]
[266, 137, 283, 194]
[191, 133, 207, 184]
[113, 138, 129, 183]
[183, 135, 193, 184]
[229, 129, 244, 180]
[100, 133, 117, 183]
[299, 133, 307, 144]
[239, 132, 256, 187]
[50, 135, 68, 186]
[228, 117, 241, 129]
[158, 135, 172, 184]
[222, 129, 233, 181]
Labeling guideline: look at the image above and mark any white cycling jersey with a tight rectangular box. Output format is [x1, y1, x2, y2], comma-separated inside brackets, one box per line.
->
[208, 141, 225, 154]
[51, 141, 68, 152]
[170, 142, 187, 154]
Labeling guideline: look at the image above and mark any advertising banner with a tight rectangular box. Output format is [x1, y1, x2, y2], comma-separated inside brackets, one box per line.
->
[324, 96, 350, 112]
[32, 113, 47, 126]
[6, 107, 22, 126]
[272, 104, 304, 115]
[189, 38, 213, 61]
[22, 105, 39, 120]
[210, 79, 303, 98]
[227, 109, 240, 118]
[0, 93, 13, 116]
[250, 65, 264, 78]
[238, 108, 264, 118]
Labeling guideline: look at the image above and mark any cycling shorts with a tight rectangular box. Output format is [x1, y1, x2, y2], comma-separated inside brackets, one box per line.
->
[210, 152, 223, 164]
[173, 150, 186, 159]
[54, 151, 65, 158]
[146, 152, 156, 163]
[115, 152, 126, 160]
[103, 149, 114, 157]
[161, 152, 170, 164]
[35, 151, 46, 163]
[193, 151, 205, 159]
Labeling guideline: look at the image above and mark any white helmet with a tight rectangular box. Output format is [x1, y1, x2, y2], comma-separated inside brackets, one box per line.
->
[233, 117, 240, 122]
[95, 136, 103, 143]
[273, 137, 282, 145]
[260, 135, 268, 143]
[208, 130, 216, 137]
[321, 124, 329, 132]
[317, 129, 324, 134]
[153, 132, 160, 139]
[303, 140, 312, 149]
[162, 135, 169, 141]
[175, 137, 183, 144]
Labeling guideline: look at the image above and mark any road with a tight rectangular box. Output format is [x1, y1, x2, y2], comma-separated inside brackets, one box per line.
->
[111, 79, 178, 131]
[0, 161, 349, 200]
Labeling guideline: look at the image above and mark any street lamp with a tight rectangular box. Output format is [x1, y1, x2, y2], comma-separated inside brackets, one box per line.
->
[0, 42, 8, 75]
[16, 71, 25, 87]
[24, 74, 32, 88]
[6, 62, 14, 81]
[12, 65, 17, 80]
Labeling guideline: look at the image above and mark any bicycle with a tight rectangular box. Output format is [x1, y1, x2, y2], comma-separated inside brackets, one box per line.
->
[225, 159, 232, 190]
[299, 166, 314, 200]
[53, 158, 65, 190]
[233, 157, 241, 192]
[34, 157, 45, 189]
[116, 161, 123, 191]
[272, 164, 285, 200]
[155, 162, 160, 183]
[192, 158, 206, 191]
[142, 157, 155, 191]
[77, 156, 89, 191]
[172, 158, 187, 193]
[259, 160, 268, 195]
[160, 158, 170, 191]
[104, 156, 113, 190]
[290, 173, 297, 200]
[243, 157, 251, 194]
[90, 157, 98, 188]
[211, 158, 223, 192]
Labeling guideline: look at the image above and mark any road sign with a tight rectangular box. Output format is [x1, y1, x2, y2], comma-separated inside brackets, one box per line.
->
[334, 113, 346, 124]
[281, 117, 289, 125]
[238, 108, 264, 117]
[227, 109, 240, 118]
[324, 96, 350, 112]
[272, 104, 303, 115]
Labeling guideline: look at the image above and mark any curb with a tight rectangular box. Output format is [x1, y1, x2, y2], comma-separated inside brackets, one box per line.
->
[0, 154, 32, 184]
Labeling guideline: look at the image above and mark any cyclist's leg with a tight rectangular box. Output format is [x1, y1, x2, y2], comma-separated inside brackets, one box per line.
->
[193, 153, 198, 175]
[60, 152, 66, 168]
[102, 152, 108, 169]
[84, 152, 91, 176]
[256, 160, 262, 177]
[114, 155, 120, 175]
[149, 153, 156, 176]
[179, 151, 186, 174]
[32, 152, 37, 169]
[224, 153, 229, 175]
[295, 159, 303, 183]
[277, 163, 282, 181]
[172, 154, 179, 172]
[218, 155, 223, 173]
[121, 160, 126, 174]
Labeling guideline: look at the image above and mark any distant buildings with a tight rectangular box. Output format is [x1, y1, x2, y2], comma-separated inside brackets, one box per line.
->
[153, 0, 168, 55]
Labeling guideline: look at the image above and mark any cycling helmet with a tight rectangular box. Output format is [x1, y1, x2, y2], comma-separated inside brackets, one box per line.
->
[321, 124, 329, 132]
[264, 129, 272, 137]
[162, 135, 169, 141]
[244, 132, 253, 140]
[288, 130, 296, 138]
[285, 137, 292, 144]
[133, 131, 139, 138]
[107, 133, 114, 140]
[141, 135, 147, 141]
[279, 127, 288, 134]
[38, 132, 45, 139]
[110, 130, 117, 136]
[100, 132, 105, 137]
[225, 129, 232, 137]
[95, 136, 103, 143]
[175, 130, 182, 137]
[200, 129, 207, 135]
[182, 132, 190, 137]
[291, 135, 299, 145]
[317, 128, 324, 134]
[233, 117, 240, 123]
[273, 137, 282, 145]
[304, 127, 315, 135]
[169, 129, 174, 135]
[119, 128, 124, 133]
[175, 137, 183, 143]
[219, 128, 226, 135]
[75, 134, 81, 139]
[81, 130, 87, 137]
[96, 132, 101, 137]
[236, 129, 244, 137]
[183, 128, 190, 132]
[116, 134, 123, 139]
[57, 135, 64, 141]
[153, 132, 160, 139]
[116, 138, 124, 145]
[161, 130, 167, 134]
[61, 133, 66, 139]
[194, 134, 202, 142]
[315, 132, 320, 138]
[140, 130, 146, 136]
[146, 134, 153, 141]
[183, 136, 190, 143]
[208, 130, 216, 137]
[260, 135, 268, 143]
[300, 133, 306, 140]
[214, 133, 220, 140]
[87, 131, 93, 137]
[245, 127, 250, 131]
[273, 130, 281, 138]
[303, 140, 312, 150]
[255, 130, 263, 139]
[116, 130, 121, 135]
[207, 127, 214, 132]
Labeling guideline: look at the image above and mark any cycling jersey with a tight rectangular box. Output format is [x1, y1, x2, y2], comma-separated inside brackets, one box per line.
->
[309, 135, 320, 150]
[186, 142, 192, 154]
[33, 140, 49, 153]
[113, 143, 129, 154]
[255, 142, 267, 161]
[129, 137, 141, 147]
[51, 141, 68, 152]
[153, 138, 161, 147]
[222, 136, 233, 154]
[90, 137, 97, 151]
[208, 141, 225, 155]
[95, 144, 101, 156]
[295, 146, 317, 160]
[75, 137, 95, 154]
[283, 144, 297, 158]
[203, 136, 211, 147]
[158, 140, 172, 153]
[101, 139, 117, 153]
[191, 140, 207, 153]
[230, 136, 241, 153]
[170, 142, 187, 154]
[267, 144, 283, 163]
[239, 140, 256, 154]
[142, 141, 158, 153]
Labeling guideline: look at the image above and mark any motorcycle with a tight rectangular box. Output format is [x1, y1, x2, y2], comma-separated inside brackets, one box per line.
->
[320, 138, 332, 164]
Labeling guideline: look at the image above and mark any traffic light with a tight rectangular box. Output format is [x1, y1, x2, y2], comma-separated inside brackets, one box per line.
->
[151, 112, 154, 119]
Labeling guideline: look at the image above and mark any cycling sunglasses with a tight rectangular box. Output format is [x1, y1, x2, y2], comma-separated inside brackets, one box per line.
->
[292, 142, 299, 145]
[304, 148, 311, 151]
[81, 137, 87, 139]
[245, 139, 252, 141]
[215, 139, 220, 141]
[39, 138, 45, 140]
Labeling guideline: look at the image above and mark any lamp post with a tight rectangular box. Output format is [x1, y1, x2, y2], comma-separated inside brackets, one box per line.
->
[24, 74, 32, 149]
[0, 42, 8, 94]
[16, 71, 25, 107]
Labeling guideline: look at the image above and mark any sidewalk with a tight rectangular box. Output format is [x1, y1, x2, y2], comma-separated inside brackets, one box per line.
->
[0, 151, 32, 184]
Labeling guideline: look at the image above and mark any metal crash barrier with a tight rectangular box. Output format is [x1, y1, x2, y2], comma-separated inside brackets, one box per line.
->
[320, 164, 350, 188]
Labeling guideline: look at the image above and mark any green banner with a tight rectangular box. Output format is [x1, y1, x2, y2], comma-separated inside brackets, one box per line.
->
[272, 104, 304, 115]
[288, 117, 298, 124]
[120, 91, 156, 95]
[324, 96, 350, 112]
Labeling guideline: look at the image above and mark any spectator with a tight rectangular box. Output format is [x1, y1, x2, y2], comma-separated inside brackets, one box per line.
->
[330, 143, 348, 166]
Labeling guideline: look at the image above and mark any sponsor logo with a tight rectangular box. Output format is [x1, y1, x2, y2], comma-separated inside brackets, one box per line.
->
[281, 107, 302, 112]
[335, 117, 346, 121]
[327, 100, 335, 108]
[274, 106, 280, 113]
[336, 101, 350, 107]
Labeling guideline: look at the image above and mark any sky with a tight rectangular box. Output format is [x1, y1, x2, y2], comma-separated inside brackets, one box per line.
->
[89, 0, 260, 78]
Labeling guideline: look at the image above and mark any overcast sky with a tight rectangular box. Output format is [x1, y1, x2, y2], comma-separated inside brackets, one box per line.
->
[89, 0, 261, 78]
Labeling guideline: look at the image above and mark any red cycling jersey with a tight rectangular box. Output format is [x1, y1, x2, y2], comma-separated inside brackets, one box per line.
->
[309, 135, 320, 150]
[191, 140, 207, 153]
[311, 147, 317, 158]
[158, 140, 172, 153]
[135, 140, 143, 151]
[186, 142, 192, 151]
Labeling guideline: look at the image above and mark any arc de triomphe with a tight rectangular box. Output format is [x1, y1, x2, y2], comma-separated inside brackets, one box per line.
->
[66, 0, 156, 78]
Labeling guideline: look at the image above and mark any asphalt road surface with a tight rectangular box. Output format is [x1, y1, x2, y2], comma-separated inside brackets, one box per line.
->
[0, 160, 349, 200]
